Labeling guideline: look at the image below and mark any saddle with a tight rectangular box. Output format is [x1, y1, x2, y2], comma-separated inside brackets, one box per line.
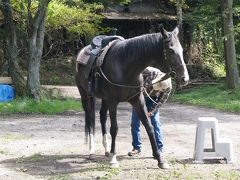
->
[76, 35, 124, 74]
[76, 35, 124, 96]
[92, 35, 124, 49]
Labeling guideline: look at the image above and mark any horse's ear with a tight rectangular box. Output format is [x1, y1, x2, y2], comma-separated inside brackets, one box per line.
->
[159, 25, 168, 39]
[172, 26, 179, 36]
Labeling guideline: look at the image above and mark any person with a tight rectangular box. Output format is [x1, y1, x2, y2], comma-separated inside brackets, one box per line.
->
[128, 66, 172, 156]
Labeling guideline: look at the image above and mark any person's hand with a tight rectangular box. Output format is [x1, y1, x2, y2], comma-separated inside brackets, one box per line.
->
[147, 112, 152, 117]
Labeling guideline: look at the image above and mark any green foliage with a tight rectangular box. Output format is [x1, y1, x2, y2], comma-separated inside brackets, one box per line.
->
[0, 98, 82, 114]
[185, 0, 226, 77]
[118, 0, 131, 5]
[82, 0, 131, 6]
[185, 0, 240, 77]
[172, 83, 240, 113]
[47, 0, 104, 40]
[1, 0, 105, 43]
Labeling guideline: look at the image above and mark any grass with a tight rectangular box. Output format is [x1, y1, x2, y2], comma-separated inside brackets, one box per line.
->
[16, 153, 48, 163]
[0, 134, 30, 142]
[0, 97, 82, 114]
[0, 83, 239, 114]
[171, 83, 240, 113]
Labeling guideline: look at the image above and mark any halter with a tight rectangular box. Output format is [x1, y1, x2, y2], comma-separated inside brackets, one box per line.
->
[163, 39, 188, 83]
[162, 34, 175, 77]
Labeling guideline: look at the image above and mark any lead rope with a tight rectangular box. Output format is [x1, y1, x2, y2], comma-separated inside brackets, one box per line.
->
[143, 87, 158, 105]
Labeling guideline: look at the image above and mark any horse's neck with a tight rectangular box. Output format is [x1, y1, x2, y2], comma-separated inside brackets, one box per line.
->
[122, 34, 163, 77]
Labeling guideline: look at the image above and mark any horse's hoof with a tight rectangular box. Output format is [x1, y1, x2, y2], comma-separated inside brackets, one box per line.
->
[158, 162, 170, 169]
[110, 162, 119, 168]
[89, 154, 96, 160]
[105, 151, 111, 157]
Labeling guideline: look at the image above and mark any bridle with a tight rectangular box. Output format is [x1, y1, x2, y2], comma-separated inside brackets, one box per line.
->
[162, 36, 188, 91]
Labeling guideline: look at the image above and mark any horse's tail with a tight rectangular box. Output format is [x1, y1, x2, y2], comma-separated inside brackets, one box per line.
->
[75, 46, 96, 145]
[84, 96, 96, 144]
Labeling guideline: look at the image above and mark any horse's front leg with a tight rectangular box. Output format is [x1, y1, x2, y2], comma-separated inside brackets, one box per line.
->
[100, 100, 110, 156]
[108, 101, 119, 168]
[131, 94, 166, 169]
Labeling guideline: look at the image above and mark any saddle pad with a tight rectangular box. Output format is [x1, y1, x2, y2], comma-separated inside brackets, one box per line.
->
[76, 45, 91, 65]
[76, 39, 121, 72]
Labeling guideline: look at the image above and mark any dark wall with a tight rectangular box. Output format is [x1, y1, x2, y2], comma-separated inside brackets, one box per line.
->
[103, 18, 177, 38]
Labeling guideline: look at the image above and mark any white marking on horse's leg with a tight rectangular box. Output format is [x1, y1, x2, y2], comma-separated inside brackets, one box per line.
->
[110, 154, 119, 168]
[102, 134, 110, 156]
[89, 134, 95, 159]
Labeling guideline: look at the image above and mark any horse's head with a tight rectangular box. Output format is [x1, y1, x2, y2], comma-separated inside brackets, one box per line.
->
[160, 26, 189, 87]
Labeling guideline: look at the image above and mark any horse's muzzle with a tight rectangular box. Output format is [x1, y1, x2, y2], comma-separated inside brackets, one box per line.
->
[176, 64, 189, 87]
[181, 77, 189, 86]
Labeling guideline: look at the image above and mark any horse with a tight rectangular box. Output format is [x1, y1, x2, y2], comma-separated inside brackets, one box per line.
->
[75, 26, 189, 169]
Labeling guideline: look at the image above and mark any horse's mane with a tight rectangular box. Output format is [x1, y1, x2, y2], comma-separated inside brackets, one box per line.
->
[110, 33, 164, 61]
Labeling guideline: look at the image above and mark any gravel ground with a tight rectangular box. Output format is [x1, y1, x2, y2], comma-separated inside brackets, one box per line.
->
[0, 96, 239, 179]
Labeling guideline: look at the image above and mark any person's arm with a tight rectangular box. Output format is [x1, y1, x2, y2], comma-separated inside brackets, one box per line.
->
[148, 88, 171, 116]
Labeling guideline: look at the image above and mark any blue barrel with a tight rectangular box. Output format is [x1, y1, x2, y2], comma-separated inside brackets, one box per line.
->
[0, 84, 16, 102]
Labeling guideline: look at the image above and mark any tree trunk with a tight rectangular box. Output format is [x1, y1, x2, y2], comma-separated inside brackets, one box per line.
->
[0, 0, 27, 96]
[221, 0, 240, 88]
[176, 0, 183, 44]
[27, 0, 50, 100]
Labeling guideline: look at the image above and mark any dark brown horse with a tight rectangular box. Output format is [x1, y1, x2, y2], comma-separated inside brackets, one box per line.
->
[75, 26, 189, 169]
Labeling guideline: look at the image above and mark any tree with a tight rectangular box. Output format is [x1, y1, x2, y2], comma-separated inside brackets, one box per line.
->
[0, 0, 27, 96]
[176, 0, 184, 44]
[221, 0, 240, 88]
[0, 0, 104, 100]
[184, 0, 240, 80]
[26, 0, 51, 100]
[1, 0, 52, 100]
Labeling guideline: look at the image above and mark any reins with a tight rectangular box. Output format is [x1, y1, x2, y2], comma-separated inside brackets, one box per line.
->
[99, 67, 143, 88]
[98, 66, 171, 89]
[98, 66, 171, 102]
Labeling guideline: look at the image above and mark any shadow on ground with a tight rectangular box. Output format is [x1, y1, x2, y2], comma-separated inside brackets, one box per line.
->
[0, 153, 132, 176]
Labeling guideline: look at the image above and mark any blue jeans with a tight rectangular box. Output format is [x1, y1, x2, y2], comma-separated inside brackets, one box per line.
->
[131, 97, 163, 152]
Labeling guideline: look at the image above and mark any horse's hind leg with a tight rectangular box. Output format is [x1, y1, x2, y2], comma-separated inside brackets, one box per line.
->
[108, 101, 119, 168]
[88, 96, 96, 159]
[100, 100, 110, 156]
[76, 83, 96, 159]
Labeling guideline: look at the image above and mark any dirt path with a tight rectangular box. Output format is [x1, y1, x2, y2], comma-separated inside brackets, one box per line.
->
[0, 100, 240, 179]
